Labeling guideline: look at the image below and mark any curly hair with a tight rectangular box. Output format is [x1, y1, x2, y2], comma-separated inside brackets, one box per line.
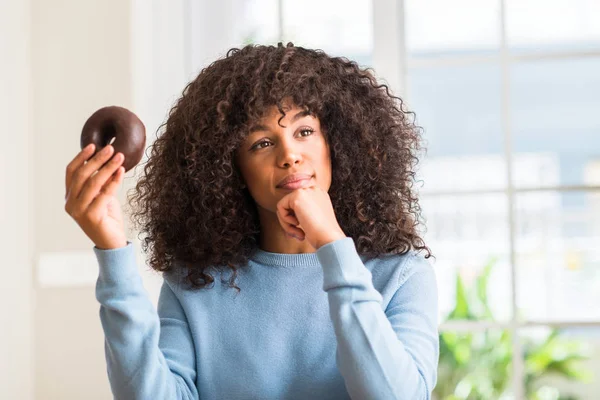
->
[126, 42, 432, 292]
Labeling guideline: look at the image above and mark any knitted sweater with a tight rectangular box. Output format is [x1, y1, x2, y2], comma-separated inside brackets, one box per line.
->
[93, 236, 439, 399]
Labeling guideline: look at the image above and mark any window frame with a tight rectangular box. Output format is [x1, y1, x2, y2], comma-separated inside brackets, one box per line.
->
[377, 1, 600, 398]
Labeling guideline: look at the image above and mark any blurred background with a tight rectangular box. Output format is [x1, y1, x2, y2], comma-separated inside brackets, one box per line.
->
[2, 0, 599, 399]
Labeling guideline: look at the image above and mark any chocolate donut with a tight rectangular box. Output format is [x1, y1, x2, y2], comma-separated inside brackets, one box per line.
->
[81, 106, 146, 172]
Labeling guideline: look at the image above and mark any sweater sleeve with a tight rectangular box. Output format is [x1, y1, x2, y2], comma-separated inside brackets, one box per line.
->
[316, 237, 439, 400]
[93, 242, 199, 400]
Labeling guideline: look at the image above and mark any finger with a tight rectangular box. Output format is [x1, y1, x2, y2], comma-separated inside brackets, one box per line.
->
[276, 194, 306, 237]
[78, 152, 124, 209]
[289, 230, 305, 240]
[87, 167, 124, 215]
[101, 166, 125, 198]
[276, 208, 304, 239]
[66, 143, 95, 197]
[70, 144, 116, 201]
[276, 197, 301, 227]
[283, 209, 300, 226]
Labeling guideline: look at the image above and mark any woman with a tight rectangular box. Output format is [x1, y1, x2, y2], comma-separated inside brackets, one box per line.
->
[65, 42, 439, 400]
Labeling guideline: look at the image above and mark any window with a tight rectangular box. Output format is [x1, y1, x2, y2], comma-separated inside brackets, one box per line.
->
[403, 0, 600, 398]
[238, 0, 373, 66]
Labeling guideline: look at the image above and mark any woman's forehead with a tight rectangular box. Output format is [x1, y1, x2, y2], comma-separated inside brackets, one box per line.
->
[260, 102, 303, 118]
[249, 107, 316, 133]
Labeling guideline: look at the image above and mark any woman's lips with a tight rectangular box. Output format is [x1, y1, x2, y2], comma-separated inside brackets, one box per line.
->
[277, 177, 312, 190]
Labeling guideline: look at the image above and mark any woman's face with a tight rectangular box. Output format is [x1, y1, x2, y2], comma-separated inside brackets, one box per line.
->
[235, 102, 332, 215]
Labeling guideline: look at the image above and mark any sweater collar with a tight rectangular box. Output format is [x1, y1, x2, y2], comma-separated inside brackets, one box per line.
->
[250, 247, 320, 267]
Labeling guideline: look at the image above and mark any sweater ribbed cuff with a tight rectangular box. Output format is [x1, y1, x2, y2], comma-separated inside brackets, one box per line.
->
[93, 241, 138, 284]
[316, 237, 374, 292]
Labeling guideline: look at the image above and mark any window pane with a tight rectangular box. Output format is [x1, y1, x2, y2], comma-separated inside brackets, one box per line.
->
[405, 0, 500, 58]
[281, 0, 373, 66]
[408, 64, 506, 192]
[515, 191, 600, 322]
[237, 0, 279, 44]
[520, 326, 597, 399]
[421, 194, 512, 321]
[506, 0, 600, 54]
[435, 329, 514, 399]
[510, 57, 600, 188]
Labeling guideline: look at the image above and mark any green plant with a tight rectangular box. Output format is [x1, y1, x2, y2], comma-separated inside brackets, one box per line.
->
[434, 257, 592, 400]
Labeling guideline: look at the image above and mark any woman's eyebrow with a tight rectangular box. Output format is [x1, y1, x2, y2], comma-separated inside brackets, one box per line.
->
[249, 110, 314, 134]
[290, 109, 313, 123]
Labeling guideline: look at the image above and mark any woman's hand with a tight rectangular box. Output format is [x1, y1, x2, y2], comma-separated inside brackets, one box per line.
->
[276, 185, 346, 250]
[64, 144, 128, 250]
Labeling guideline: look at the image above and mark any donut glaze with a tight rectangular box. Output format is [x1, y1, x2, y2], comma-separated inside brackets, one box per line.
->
[81, 106, 146, 172]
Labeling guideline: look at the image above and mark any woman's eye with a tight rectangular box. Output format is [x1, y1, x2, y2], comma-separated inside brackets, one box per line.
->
[299, 128, 314, 137]
[251, 129, 314, 151]
[254, 141, 271, 150]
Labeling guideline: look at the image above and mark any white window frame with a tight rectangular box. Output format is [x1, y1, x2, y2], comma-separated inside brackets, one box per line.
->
[371, 1, 600, 398]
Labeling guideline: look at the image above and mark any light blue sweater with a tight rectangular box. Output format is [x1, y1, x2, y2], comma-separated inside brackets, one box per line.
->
[94, 236, 439, 399]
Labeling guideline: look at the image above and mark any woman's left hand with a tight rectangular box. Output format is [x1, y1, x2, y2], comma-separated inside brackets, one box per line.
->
[276, 184, 346, 250]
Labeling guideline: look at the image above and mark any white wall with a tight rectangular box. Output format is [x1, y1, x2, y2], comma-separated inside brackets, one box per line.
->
[26, 0, 189, 398]
[30, 0, 133, 398]
[0, 0, 35, 398]
[1, 0, 190, 397]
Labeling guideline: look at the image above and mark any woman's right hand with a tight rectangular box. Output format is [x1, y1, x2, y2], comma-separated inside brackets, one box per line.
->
[64, 143, 128, 250]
